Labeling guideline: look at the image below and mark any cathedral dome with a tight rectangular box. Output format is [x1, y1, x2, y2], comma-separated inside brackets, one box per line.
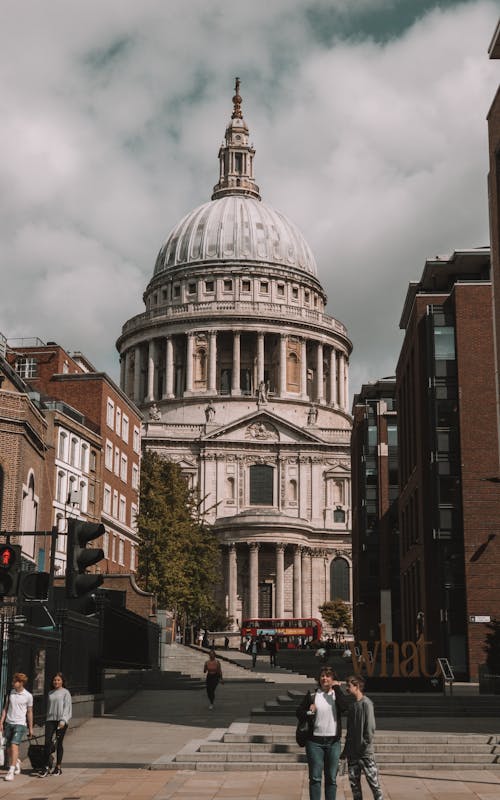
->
[153, 195, 318, 277]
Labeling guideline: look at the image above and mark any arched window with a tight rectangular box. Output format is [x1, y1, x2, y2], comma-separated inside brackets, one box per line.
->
[58, 432, 68, 461]
[289, 479, 297, 503]
[70, 437, 78, 467]
[56, 471, 66, 503]
[330, 558, 350, 602]
[250, 464, 273, 506]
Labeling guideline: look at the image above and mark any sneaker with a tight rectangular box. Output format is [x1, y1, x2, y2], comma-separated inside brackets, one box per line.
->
[14, 759, 21, 775]
[4, 769, 14, 781]
[52, 767, 62, 776]
[38, 767, 50, 778]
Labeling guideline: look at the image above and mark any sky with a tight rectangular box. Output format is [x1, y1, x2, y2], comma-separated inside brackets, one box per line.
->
[1, 0, 499, 401]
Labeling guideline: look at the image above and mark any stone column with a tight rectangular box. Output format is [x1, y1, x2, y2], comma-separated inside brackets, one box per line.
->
[257, 332, 265, 385]
[208, 331, 217, 392]
[186, 333, 194, 394]
[310, 549, 323, 621]
[301, 339, 308, 399]
[293, 545, 302, 617]
[301, 548, 311, 617]
[338, 353, 345, 410]
[164, 336, 174, 399]
[232, 332, 241, 395]
[133, 345, 142, 404]
[329, 348, 337, 406]
[275, 543, 285, 617]
[279, 334, 287, 396]
[146, 339, 156, 402]
[249, 543, 260, 618]
[316, 342, 324, 403]
[228, 543, 238, 628]
[119, 353, 126, 392]
[344, 358, 349, 412]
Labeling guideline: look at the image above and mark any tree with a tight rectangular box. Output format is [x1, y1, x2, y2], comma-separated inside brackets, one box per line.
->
[319, 599, 353, 633]
[136, 451, 221, 628]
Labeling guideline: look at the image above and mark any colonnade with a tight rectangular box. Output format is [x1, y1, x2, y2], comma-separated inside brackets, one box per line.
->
[226, 541, 350, 623]
[120, 329, 349, 411]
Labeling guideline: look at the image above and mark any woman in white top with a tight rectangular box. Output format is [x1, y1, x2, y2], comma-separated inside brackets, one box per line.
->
[38, 673, 72, 778]
[296, 667, 350, 800]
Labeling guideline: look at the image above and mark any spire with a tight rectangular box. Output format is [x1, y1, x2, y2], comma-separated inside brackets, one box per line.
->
[211, 78, 261, 201]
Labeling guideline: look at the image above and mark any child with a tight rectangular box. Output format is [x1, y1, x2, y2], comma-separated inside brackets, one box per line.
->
[342, 675, 383, 800]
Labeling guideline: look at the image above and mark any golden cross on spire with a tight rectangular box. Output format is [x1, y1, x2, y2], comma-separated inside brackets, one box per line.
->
[232, 77, 242, 119]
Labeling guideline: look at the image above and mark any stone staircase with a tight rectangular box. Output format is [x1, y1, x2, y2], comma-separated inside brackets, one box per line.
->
[152, 723, 500, 771]
[252, 688, 500, 717]
[157, 644, 311, 685]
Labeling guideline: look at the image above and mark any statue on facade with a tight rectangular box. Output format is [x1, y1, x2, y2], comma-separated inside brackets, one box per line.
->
[205, 403, 216, 423]
[257, 380, 268, 404]
[307, 404, 318, 425]
[149, 403, 161, 421]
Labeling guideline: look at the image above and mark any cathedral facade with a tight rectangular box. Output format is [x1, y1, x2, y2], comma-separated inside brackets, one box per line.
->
[117, 81, 353, 628]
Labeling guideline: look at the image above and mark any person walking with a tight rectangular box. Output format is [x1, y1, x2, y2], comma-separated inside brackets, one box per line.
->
[268, 636, 278, 667]
[296, 666, 350, 800]
[0, 672, 33, 781]
[38, 672, 72, 777]
[203, 650, 223, 710]
[250, 638, 258, 668]
[341, 675, 384, 800]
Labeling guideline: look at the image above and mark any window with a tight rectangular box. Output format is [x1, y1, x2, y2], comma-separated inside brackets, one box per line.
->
[88, 483, 95, 503]
[133, 426, 140, 454]
[173, 284, 180, 298]
[118, 538, 124, 565]
[292, 286, 299, 300]
[249, 464, 273, 506]
[112, 490, 118, 518]
[120, 454, 128, 483]
[205, 280, 214, 292]
[105, 440, 113, 470]
[227, 476, 235, 502]
[130, 545, 136, 571]
[80, 443, 89, 472]
[434, 327, 455, 360]
[58, 432, 68, 462]
[277, 284, 285, 296]
[289, 479, 297, 503]
[103, 484, 111, 513]
[119, 496, 126, 523]
[15, 357, 37, 379]
[80, 480, 88, 513]
[70, 437, 78, 467]
[56, 471, 66, 503]
[115, 408, 122, 436]
[132, 463, 139, 490]
[90, 450, 97, 472]
[106, 398, 115, 428]
[103, 531, 109, 558]
[223, 279, 233, 292]
[121, 415, 129, 443]
[111, 535, 116, 562]
[304, 290, 310, 304]
[330, 558, 350, 602]
[188, 282, 196, 294]
[259, 281, 269, 294]
[114, 447, 120, 476]
[333, 507, 346, 523]
[131, 502, 138, 531]
[241, 280, 251, 293]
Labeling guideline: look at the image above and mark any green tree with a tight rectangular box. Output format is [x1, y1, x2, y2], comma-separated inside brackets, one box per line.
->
[318, 599, 353, 633]
[137, 451, 220, 627]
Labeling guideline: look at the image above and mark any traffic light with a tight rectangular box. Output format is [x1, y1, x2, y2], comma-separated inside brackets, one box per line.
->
[0, 544, 21, 597]
[19, 571, 50, 601]
[65, 519, 105, 599]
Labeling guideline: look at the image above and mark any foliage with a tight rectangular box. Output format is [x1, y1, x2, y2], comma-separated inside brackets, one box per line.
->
[318, 599, 353, 633]
[203, 606, 234, 632]
[136, 451, 220, 624]
[484, 620, 500, 673]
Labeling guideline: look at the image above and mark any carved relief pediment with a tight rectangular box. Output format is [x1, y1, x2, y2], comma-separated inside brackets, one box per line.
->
[245, 421, 279, 441]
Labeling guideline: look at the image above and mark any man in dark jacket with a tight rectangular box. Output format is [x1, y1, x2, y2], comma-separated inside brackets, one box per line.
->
[296, 667, 350, 800]
[341, 675, 383, 800]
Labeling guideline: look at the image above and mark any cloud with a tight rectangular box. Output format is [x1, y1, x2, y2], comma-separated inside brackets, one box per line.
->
[0, 0, 498, 403]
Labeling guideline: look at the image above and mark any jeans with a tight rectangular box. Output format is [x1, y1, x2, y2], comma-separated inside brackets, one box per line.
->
[305, 737, 341, 800]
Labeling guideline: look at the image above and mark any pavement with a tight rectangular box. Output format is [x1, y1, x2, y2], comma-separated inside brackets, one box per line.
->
[0, 648, 498, 799]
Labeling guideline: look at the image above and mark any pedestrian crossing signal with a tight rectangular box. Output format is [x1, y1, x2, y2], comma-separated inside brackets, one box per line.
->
[0, 545, 21, 597]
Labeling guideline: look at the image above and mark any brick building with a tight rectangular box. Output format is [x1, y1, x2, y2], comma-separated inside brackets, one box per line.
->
[351, 378, 400, 644]
[6, 340, 142, 578]
[396, 248, 500, 680]
[487, 24, 500, 472]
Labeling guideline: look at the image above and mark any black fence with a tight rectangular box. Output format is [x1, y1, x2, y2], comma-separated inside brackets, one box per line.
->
[99, 602, 159, 670]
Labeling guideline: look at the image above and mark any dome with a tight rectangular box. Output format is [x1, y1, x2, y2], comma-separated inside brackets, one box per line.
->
[154, 195, 318, 277]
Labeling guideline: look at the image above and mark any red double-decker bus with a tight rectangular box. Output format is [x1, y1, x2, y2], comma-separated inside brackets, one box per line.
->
[240, 617, 322, 649]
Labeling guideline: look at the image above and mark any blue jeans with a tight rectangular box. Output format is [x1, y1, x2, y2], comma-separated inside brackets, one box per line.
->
[305, 737, 341, 800]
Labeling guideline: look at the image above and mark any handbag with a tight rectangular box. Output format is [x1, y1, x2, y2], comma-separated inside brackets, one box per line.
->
[295, 717, 310, 747]
[28, 735, 54, 771]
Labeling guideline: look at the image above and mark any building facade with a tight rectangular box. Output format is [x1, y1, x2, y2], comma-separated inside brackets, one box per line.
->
[396, 248, 500, 680]
[351, 378, 400, 644]
[117, 81, 353, 628]
[488, 23, 500, 472]
[7, 340, 142, 577]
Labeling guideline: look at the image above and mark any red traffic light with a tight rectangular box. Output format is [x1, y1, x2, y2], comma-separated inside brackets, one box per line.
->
[0, 546, 16, 569]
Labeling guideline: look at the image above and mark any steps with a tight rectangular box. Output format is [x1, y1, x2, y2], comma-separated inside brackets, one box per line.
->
[251, 688, 500, 718]
[151, 723, 500, 771]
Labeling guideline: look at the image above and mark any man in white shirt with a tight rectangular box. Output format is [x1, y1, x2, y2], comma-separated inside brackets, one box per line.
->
[0, 673, 34, 781]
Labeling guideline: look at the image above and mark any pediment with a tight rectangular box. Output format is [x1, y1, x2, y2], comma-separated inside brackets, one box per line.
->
[202, 410, 325, 444]
[324, 462, 351, 477]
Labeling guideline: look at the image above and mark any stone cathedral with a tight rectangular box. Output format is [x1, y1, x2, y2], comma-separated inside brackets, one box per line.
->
[117, 80, 353, 628]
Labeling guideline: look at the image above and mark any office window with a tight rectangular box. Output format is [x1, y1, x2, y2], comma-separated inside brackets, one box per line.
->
[112, 490, 118, 519]
[115, 408, 121, 436]
[111, 535, 116, 562]
[114, 447, 120, 476]
[133, 426, 140, 454]
[70, 437, 78, 467]
[103, 484, 111, 514]
[103, 531, 109, 558]
[118, 538, 125, 565]
[130, 545, 136, 571]
[132, 463, 139, 490]
[80, 443, 89, 472]
[122, 415, 129, 443]
[56, 471, 66, 503]
[106, 398, 115, 428]
[15, 357, 37, 379]
[90, 450, 97, 472]
[120, 454, 128, 483]
[119, 495, 126, 523]
[105, 440, 113, 470]
[58, 432, 68, 462]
